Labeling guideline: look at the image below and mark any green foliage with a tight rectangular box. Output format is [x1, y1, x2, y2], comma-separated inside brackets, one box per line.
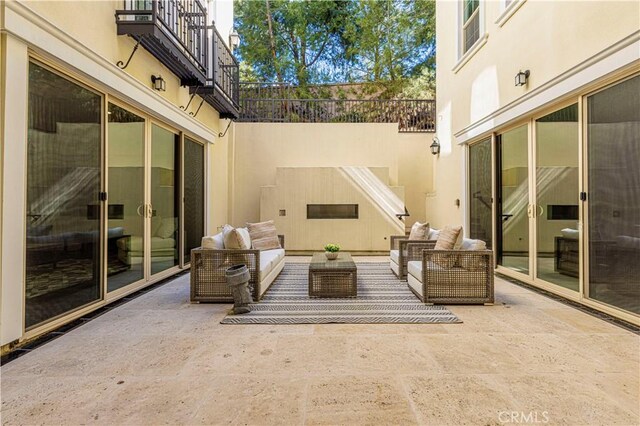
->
[324, 243, 341, 253]
[234, 0, 435, 92]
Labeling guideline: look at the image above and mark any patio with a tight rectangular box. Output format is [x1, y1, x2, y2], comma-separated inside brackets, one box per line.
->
[1, 257, 638, 425]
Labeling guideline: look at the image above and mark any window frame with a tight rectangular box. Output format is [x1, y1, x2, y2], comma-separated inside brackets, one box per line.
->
[453, 0, 488, 73]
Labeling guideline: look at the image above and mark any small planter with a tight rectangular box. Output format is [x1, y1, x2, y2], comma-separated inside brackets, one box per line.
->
[325, 251, 339, 260]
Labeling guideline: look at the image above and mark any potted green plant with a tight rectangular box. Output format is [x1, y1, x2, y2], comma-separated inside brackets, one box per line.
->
[324, 243, 340, 260]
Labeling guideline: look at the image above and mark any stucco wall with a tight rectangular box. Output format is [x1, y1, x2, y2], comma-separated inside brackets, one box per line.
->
[261, 167, 405, 252]
[432, 0, 640, 230]
[229, 122, 434, 232]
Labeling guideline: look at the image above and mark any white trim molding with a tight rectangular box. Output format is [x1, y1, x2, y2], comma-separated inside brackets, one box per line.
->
[2, 1, 217, 144]
[455, 31, 640, 144]
[0, 36, 29, 347]
[453, 33, 489, 74]
[495, 0, 527, 27]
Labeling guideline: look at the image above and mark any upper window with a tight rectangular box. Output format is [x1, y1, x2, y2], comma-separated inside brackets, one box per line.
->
[496, 0, 527, 27]
[462, 0, 480, 54]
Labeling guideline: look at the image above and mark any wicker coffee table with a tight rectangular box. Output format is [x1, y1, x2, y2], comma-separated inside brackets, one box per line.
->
[309, 252, 357, 297]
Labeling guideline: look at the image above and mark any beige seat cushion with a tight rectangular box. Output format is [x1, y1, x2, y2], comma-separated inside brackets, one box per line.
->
[390, 249, 400, 264]
[407, 260, 423, 281]
[247, 220, 281, 250]
[224, 226, 251, 249]
[408, 221, 430, 240]
[259, 248, 285, 280]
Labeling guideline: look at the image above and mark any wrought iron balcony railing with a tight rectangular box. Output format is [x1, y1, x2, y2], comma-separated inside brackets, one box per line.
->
[191, 24, 240, 119]
[116, 0, 208, 86]
[238, 84, 435, 133]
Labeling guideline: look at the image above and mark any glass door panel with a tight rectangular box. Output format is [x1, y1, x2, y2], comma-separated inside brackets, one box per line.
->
[183, 137, 205, 264]
[151, 124, 180, 275]
[497, 125, 529, 273]
[107, 104, 145, 292]
[587, 75, 640, 314]
[469, 138, 493, 248]
[25, 62, 102, 328]
[535, 104, 579, 291]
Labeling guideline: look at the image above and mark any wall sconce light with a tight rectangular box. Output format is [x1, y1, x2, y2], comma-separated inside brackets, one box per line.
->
[151, 75, 166, 91]
[515, 70, 530, 87]
[430, 137, 441, 156]
[229, 28, 240, 51]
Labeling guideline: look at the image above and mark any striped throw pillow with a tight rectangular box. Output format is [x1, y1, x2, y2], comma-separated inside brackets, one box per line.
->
[433, 225, 463, 268]
[434, 225, 463, 250]
[247, 220, 281, 251]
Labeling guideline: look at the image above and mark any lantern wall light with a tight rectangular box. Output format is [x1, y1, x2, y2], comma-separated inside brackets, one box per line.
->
[430, 137, 441, 156]
[515, 70, 530, 87]
[229, 28, 240, 51]
[151, 75, 166, 91]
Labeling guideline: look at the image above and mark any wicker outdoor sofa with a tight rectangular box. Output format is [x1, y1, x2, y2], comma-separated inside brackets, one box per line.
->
[190, 235, 285, 303]
[404, 241, 494, 305]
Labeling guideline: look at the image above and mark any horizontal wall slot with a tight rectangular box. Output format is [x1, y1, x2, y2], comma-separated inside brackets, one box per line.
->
[307, 204, 359, 219]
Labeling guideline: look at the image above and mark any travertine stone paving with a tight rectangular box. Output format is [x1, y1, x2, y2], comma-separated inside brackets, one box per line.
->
[1, 257, 638, 425]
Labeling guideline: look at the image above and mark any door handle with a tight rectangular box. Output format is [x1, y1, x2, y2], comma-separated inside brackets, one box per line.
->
[537, 205, 544, 217]
[147, 204, 154, 218]
[501, 214, 514, 222]
[136, 204, 145, 217]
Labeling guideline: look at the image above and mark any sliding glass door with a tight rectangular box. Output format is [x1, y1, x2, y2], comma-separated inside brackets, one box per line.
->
[586, 75, 640, 314]
[469, 138, 493, 248]
[150, 124, 180, 275]
[496, 125, 529, 274]
[107, 104, 146, 292]
[534, 104, 580, 291]
[183, 137, 205, 264]
[25, 62, 102, 328]
[24, 60, 206, 331]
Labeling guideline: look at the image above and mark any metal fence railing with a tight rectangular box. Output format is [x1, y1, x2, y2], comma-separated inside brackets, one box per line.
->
[118, 0, 208, 73]
[238, 95, 435, 132]
[210, 25, 239, 107]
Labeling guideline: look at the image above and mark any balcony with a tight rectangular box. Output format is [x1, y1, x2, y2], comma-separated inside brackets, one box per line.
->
[191, 25, 240, 119]
[237, 83, 436, 133]
[115, 0, 207, 86]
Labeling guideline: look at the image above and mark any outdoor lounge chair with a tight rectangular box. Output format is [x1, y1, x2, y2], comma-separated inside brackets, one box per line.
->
[405, 240, 494, 305]
[389, 236, 437, 278]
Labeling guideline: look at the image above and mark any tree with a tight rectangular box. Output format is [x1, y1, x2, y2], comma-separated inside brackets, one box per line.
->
[234, 0, 351, 87]
[343, 0, 435, 96]
[234, 0, 436, 95]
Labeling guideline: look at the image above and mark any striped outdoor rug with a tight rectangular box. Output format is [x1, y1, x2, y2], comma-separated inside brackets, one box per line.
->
[220, 262, 461, 324]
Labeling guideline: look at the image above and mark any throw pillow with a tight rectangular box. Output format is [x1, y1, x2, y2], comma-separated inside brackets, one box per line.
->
[224, 226, 251, 250]
[408, 221, 430, 240]
[459, 238, 487, 270]
[433, 225, 463, 268]
[201, 232, 225, 250]
[151, 216, 163, 237]
[156, 217, 176, 239]
[428, 228, 440, 240]
[434, 225, 463, 250]
[247, 220, 281, 250]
